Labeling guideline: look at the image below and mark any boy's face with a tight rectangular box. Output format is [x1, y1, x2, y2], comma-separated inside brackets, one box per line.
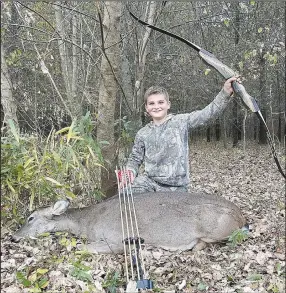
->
[145, 93, 170, 123]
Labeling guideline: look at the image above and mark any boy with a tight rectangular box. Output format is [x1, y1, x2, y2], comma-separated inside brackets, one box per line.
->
[124, 77, 239, 193]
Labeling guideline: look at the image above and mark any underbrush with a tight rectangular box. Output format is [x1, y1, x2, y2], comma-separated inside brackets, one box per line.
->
[1, 113, 104, 228]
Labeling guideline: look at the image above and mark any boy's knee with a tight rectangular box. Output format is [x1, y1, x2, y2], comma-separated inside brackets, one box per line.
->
[131, 175, 155, 193]
[131, 187, 153, 194]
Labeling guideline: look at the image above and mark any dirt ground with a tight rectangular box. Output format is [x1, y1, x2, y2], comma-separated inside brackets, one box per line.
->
[1, 142, 285, 293]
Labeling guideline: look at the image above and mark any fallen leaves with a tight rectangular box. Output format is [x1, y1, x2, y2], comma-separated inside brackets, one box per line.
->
[1, 142, 285, 292]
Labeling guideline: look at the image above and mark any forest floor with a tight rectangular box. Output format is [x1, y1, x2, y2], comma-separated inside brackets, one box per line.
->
[1, 141, 285, 293]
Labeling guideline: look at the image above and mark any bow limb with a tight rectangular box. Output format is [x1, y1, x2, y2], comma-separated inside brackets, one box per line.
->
[256, 112, 286, 180]
[129, 9, 286, 180]
[129, 10, 259, 113]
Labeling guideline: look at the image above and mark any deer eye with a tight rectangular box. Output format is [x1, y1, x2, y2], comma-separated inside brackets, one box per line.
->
[28, 216, 34, 223]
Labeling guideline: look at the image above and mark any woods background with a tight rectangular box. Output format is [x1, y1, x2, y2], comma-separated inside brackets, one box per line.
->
[1, 1, 285, 217]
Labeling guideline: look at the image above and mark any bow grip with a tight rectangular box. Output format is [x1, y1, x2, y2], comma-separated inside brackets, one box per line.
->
[232, 81, 260, 113]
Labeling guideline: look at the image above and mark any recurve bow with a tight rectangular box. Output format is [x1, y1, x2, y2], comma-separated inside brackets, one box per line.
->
[129, 10, 286, 180]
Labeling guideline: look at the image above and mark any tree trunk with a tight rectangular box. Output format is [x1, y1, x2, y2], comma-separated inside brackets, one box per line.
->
[215, 118, 220, 141]
[232, 2, 240, 147]
[259, 108, 267, 144]
[232, 101, 239, 147]
[242, 110, 247, 152]
[121, 52, 134, 109]
[97, 1, 122, 197]
[253, 116, 257, 140]
[71, 11, 78, 103]
[133, 1, 157, 120]
[1, 43, 18, 129]
[237, 114, 242, 141]
[222, 113, 228, 149]
[206, 127, 211, 142]
[54, 1, 79, 118]
[277, 114, 282, 142]
[258, 48, 268, 144]
[276, 70, 282, 142]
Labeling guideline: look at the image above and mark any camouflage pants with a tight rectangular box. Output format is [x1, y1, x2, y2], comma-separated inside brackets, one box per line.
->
[128, 174, 188, 194]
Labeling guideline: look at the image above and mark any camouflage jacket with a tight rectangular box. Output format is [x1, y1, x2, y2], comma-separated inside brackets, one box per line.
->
[126, 88, 231, 187]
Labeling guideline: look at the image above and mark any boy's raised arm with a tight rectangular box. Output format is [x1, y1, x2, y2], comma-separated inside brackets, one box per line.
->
[184, 76, 238, 129]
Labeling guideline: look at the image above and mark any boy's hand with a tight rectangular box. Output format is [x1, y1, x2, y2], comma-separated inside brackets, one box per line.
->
[117, 169, 135, 189]
[223, 76, 241, 96]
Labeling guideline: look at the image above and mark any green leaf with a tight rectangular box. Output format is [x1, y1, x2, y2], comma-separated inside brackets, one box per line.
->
[244, 52, 250, 60]
[28, 272, 38, 283]
[1, 168, 10, 174]
[99, 140, 110, 145]
[38, 232, 50, 237]
[272, 53, 278, 65]
[258, 27, 263, 33]
[228, 228, 248, 246]
[65, 189, 76, 199]
[59, 237, 68, 246]
[16, 272, 32, 287]
[71, 237, 77, 247]
[223, 19, 230, 27]
[29, 190, 35, 211]
[75, 250, 93, 256]
[6, 181, 16, 193]
[24, 157, 35, 169]
[55, 127, 70, 135]
[250, 0, 255, 5]
[70, 267, 93, 282]
[73, 261, 92, 271]
[67, 121, 77, 143]
[22, 279, 32, 287]
[36, 268, 49, 275]
[247, 273, 262, 281]
[204, 68, 211, 75]
[197, 282, 208, 290]
[38, 277, 49, 288]
[87, 145, 97, 159]
[52, 151, 62, 165]
[238, 61, 244, 71]
[7, 119, 20, 143]
[44, 176, 63, 187]
[55, 232, 66, 236]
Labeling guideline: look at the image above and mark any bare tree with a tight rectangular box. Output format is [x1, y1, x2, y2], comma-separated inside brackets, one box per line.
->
[1, 1, 284, 148]
[54, 1, 79, 118]
[96, 1, 122, 196]
[1, 43, 18, 129]
[133, 1, 157, 113]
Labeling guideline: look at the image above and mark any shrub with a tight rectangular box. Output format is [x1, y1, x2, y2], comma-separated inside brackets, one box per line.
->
[1, 113, 104, 226]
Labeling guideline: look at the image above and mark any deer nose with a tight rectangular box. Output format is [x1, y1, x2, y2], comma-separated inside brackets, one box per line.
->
[10, 234, 21, 243]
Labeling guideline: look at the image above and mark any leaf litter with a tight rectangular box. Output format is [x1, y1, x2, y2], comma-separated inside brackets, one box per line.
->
[1, 142, 285, 292]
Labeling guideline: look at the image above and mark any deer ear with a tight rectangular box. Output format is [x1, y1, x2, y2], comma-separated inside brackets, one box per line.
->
[52, 199, 70, 216]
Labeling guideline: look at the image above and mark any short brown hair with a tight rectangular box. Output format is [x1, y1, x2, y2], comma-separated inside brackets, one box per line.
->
[144, 86, 169, 104]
